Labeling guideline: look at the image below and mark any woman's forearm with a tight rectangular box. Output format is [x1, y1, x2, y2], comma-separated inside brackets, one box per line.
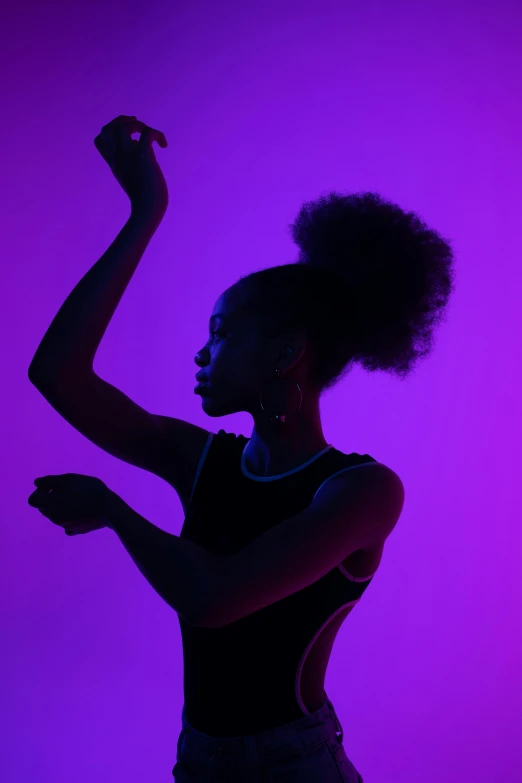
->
[106, 493, 221, 625]
[28, 209, 164, 380]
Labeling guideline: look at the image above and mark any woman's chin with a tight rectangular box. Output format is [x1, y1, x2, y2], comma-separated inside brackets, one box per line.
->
[199, 394, 221, 414]
[200, 394, 237, 418]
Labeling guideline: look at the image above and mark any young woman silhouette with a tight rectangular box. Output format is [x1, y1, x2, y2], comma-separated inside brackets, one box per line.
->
[28, 116, 455, 782]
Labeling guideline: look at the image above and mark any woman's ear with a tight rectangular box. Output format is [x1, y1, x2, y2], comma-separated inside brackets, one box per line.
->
[281, 334, 307, 372]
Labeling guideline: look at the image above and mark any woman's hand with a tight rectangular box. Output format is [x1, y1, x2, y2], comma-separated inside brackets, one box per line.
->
[94, 115, 169, 217]
[28, 473, 116, 536]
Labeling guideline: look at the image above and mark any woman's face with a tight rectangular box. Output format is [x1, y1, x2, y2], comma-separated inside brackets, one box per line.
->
[193, 283, 279, 418]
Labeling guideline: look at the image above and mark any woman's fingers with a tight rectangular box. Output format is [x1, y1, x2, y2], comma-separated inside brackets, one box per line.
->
[100, 115, 137, 133]
[108, 118, 166, 149]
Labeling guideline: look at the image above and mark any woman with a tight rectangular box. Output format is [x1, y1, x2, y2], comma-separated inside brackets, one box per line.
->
[28, 116, 455, 782]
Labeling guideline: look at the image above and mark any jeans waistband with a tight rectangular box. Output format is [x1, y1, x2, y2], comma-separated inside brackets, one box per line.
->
[178, 691, 345, 763]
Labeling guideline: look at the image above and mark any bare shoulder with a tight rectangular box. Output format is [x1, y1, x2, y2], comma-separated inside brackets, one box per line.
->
[151, 415, 212, 510]
[332, 460, 404, 503]
[357, 462, 405, 530]
[341, 462, 403, 575]
[324, 461, 404, 546]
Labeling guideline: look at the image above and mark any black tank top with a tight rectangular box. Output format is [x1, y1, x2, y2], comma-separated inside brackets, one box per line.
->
[178, 428, 379, 737]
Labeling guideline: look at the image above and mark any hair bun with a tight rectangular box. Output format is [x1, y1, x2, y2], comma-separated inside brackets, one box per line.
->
[287, 189, 456, 382]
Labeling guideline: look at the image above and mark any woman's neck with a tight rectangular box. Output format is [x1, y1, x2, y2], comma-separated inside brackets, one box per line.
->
[246, 401, 327, 477]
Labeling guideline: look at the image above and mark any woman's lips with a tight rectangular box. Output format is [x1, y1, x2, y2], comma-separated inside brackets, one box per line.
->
[194, 382, 210, 394]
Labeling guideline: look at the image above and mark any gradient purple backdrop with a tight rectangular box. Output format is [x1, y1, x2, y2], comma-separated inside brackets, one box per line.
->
[2, 1, 522, 781]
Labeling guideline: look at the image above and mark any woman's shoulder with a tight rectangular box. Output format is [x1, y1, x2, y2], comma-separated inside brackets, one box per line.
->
[204, 428, 249, 459]
[214, 428, 249, 446]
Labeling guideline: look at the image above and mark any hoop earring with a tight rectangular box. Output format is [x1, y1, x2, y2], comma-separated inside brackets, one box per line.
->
[259, 369, 303, 424]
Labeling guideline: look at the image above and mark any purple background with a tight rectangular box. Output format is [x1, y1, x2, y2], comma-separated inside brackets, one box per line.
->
[3, 1, 522, 781]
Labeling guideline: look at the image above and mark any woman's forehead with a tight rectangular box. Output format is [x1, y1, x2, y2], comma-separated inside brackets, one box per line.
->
[211, 284, 251, 322]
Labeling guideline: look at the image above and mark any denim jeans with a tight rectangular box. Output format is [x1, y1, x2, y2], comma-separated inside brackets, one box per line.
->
[172, 693, 364, 782]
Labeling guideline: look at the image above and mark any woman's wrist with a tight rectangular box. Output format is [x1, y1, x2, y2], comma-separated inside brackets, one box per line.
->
[104, 490, 127, 531]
